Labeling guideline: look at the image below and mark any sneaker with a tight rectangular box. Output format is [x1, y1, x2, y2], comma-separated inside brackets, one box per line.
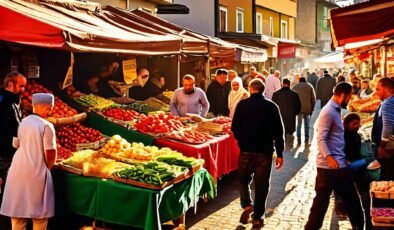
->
[367, 160, 381, 170]
[239, 206, 253, 224]
[251, 219, 264, 229]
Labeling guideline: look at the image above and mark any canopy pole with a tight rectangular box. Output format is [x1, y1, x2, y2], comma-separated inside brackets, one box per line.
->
[177, 54, 180, 88]
[384, 46, 388, 77]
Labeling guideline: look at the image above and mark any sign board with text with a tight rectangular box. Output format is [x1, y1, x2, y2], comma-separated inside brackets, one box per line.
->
[122, 59, 137, 84]
[278, 43, 297, 58]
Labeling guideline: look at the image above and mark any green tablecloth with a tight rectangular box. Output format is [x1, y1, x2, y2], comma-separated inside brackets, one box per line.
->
[53, 169, 215, 230]
[86, 112, 154, 146]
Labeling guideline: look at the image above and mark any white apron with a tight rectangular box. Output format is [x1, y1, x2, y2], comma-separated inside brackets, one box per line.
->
[0, 114, 56, 218]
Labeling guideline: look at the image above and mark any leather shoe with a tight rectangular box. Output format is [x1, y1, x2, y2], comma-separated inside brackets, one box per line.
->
[239, 206, 253, 224]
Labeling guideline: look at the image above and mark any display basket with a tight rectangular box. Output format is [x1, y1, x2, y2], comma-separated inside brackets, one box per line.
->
[370, 181, 394, 199]
[371, 207, 394, 225]
[55, 163, 83, 175]
[372, 216, 394, 224]
[371, 191, 391, 199]
[96, 111, 136, 129]
[371, 219, 394, 227]
[113, 174, 173, 190]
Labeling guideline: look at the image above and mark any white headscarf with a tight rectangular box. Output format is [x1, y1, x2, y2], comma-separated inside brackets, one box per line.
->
[228, 77, 249, 118]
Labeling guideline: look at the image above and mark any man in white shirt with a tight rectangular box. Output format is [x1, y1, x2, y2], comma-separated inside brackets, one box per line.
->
[264, 70, 281, 99]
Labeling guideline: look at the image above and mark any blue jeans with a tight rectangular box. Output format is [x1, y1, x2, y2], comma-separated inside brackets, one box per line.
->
[296, 114, 310, 141]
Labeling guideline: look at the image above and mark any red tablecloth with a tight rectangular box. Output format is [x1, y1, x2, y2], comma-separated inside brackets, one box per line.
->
[154, 134, 240, 180]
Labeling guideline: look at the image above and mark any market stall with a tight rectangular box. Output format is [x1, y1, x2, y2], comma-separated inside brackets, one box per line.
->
[53, 169, 215, 230]
[155, 134, 239, 180]
[330, 0, 394, 78]
[0, 1, 237, 228]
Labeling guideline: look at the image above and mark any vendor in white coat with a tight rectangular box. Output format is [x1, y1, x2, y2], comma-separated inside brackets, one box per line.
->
[1, 93, 57, 230]
[228, 77, 249, 118]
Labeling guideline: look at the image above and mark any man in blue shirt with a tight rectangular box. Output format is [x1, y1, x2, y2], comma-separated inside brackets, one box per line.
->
[372, 77, 394, 180]
[170, 74, 209, 117]
[305, 82, 364, 230]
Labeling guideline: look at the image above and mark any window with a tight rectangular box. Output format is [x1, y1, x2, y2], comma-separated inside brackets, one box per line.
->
[219, 6, 228, 32]
[322, 7, 328, 29]
[269, 17, 274, 37]
[281, 20, 288, 39]
[256, 13, 263, 34]
[236, 8, 244, 33]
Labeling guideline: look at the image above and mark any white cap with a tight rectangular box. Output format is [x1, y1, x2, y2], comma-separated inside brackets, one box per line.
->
[32, 93, 54, 106]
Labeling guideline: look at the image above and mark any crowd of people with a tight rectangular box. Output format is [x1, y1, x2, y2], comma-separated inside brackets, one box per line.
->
[0, 65, 393, 230]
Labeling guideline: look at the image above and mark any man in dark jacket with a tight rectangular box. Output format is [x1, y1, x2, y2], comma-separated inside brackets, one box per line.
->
[0, 72, 26, 229]
[307, 72, 318, 91]
[232, 78, 284, 229]
[316, 70, 336, 108]
[206, 69, 231, 116]
[272, 79, 301, 143]
[292, 77, 316, 145]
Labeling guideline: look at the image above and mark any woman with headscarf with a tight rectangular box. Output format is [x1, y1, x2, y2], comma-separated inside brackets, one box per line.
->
[228, 77, 249, 118]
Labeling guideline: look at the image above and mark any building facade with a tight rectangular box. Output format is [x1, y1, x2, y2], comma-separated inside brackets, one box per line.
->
[296, 0, 338, 71]
[159, 0, 215, 36]
[255, 0, 298, 76]
[93, 0, 172, 13]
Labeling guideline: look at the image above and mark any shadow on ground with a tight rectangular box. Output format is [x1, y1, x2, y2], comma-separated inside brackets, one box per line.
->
[186, 142, 310, 227]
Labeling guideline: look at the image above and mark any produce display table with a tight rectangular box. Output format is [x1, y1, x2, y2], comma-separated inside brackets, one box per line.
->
[154, 134, 240, 180]
[86, 112, 154, 146]
[53, 169, 215, 230]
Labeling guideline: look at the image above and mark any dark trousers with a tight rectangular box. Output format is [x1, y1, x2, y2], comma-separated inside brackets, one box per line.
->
[238, 152, 272, 220]
[305, 168, 365, 230]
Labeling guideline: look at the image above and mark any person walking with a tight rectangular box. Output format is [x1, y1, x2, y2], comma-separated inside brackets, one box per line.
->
[0, 72, 26, 229]
[264, 70, 281, 100]
[307, 72, 318, 91]
[206, 69, 231, 116]
[228, 77, 249, 118]
[371, 77, 394, 180]
[232, 78, 284, 229]
[272, 79, 301, 144]
[292, 76, 316, 145]
[170, 74, 210, 117]
[305, 82, 365, 230]
[316, 70, 336, 108]
[1, 93, 57, 230]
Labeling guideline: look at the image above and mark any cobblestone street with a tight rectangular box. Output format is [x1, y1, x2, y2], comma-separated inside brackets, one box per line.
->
[185, 139, 353, 230]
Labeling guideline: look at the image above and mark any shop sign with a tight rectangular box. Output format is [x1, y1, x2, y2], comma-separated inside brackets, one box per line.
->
[278, 43, 297, 58]
[62, 52, 74, 89]
[122, 59, 137, 84]
[210, 57, 234, 69]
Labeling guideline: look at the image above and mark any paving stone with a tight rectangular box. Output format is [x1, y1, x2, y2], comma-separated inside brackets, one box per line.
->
[185, 137, 353, 230]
